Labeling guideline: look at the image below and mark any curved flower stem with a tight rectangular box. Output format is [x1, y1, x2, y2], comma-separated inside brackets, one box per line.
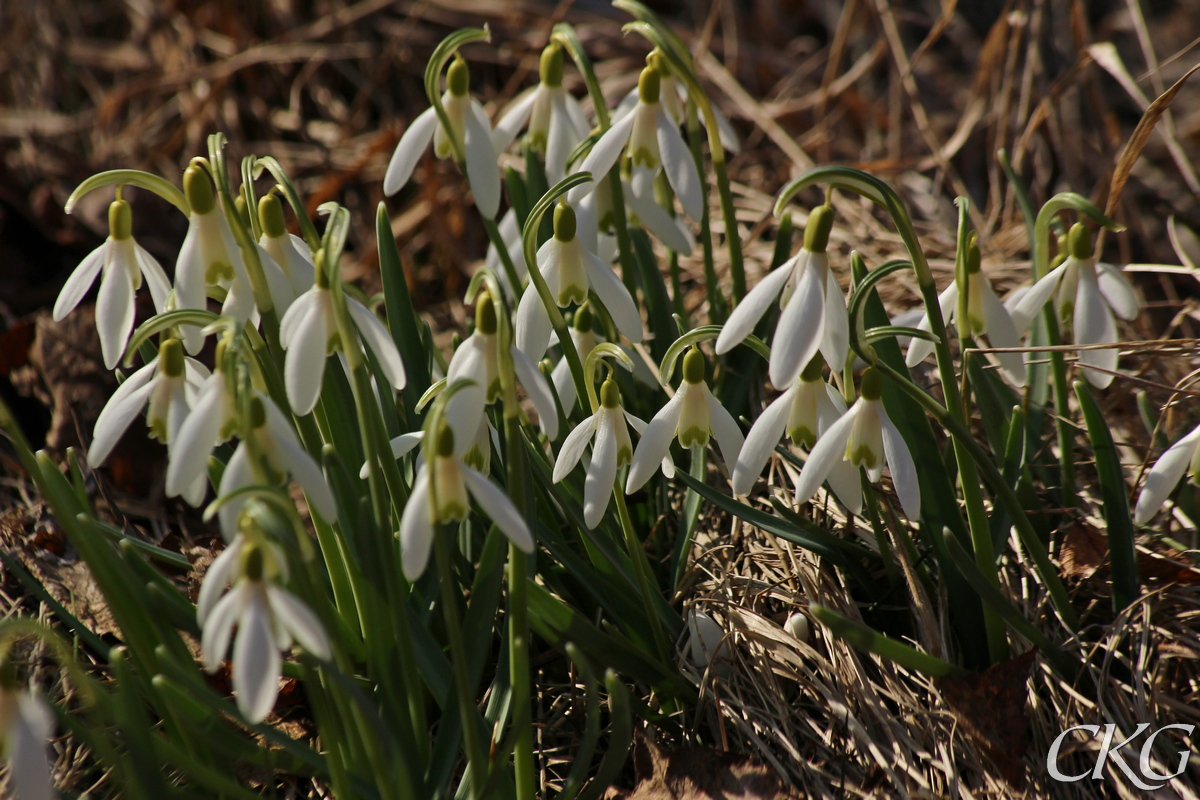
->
[613, 485, 669, 662]
[65, 169, 189, 216]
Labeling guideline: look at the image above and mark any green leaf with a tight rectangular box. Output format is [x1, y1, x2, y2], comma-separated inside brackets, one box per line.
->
[810, 605, 966, 678]
[377, 202, 430, 415]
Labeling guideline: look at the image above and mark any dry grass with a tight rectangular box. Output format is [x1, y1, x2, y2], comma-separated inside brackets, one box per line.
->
[4, 0, 1200, 797]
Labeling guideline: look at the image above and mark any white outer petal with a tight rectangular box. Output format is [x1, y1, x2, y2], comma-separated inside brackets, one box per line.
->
[201, 583, 244, 672]
[583, 412, 618, 529]
[732, 386, 796, 495]
[54, 241, 107, 321]
[88, 363, 158, 466]
[166, 373, 223, 498]
[384, 106, 439, 196]
[399, 469, 435, 581]
[817, 254, 849, 370]
[978, 280, 1027, 386]
[256, 242, 297, 315]
[656, 106, 703, 220]
[793, 403, 858, 506]
[905, 282, 958, 368]
[545, 92, 577, 186]
[9, 694, 54, 800]
[284, 299, 329, 415]
[1097, 262, 1139, 321]
[233, 587, 281, 723]
[464, 100, 500, 220]
[462, 466, 534, 552]
[273, 434, 336, 521]
[880, 407, 920, 519]
[278, 289, 318, 349]
[96, 250, 136, 370]
[136, 243, 171, 313]
[1134, 425, 1200, 525]
[514, 283, 553, 360]
[511, 347, 559, 439]
[625, 182, 694, 255]
[197, 537, 244, 625]
[769, 257, 825, 389]
[716, 261, 793, 355]
[492, 88, 537, 154]
[704, 387, 744, 471]
[568, 113, 636, 205]
[1011, 263, 1067, 335]
[626, 391, 683, 492]
[267, 585, 331, 660]
[825, 456, 863, 514]
[347, 298, 406, 391]
[581, 247, 642, 343]
[217, 443, 253, 539]
[1074, 265, 1119, 388]
[554, 412, 599, 482]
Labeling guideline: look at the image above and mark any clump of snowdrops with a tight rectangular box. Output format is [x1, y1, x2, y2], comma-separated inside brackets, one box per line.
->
[0, 3, 1190, 797]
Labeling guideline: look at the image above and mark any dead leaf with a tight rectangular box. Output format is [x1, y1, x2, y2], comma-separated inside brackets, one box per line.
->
[936, 649, 1037, 788]
[603, 733, 799, 800]
[1060, 525, 1108, 580]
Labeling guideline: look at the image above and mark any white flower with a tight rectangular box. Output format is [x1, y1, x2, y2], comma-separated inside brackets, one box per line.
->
[731, 358, 860, 512]
[792, 369, 920, 520]
[215, 395, 337, 531]
[87, 338, 208, 468]
[445, 295, 559, 442]
[551, 309, 601, 412]
[54, 198, 171, 370]
[613, 55, 739, 154]
[554, 379, 655, 528]
[256, 193, 315, 308]
[715, 206, 847, 389]
[175, 165, 256, 353]
[399, 424, 534, 581]
[198, 535, 331, 724]
[683, 608, 727, 670]
[783, 612, 810, 644]
[491, 44, 591, 185]
[383, 56, 499, 219]
[567, 64, 702, 223]
[905, 245, 1027, 386]
[514, 202, 642, 361]
[0, 685, 54, 800]
[1010, 223, 1138, 389]
[626, 349, 743, 493]
[1134, 423, 1200, 525]
[278, 271, 406, 416]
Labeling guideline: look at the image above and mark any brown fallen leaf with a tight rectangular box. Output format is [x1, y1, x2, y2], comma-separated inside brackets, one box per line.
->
[936, 649, 1037, 788]
[603, 733, 799, 800]
[1059, 526, 1200, 585]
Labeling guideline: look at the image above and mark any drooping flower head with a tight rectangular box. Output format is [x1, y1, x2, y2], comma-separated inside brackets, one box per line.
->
[716, 205, 848, 389]
[626, 348, 743, 493]
[1011, 223, 1138, 389]
[613, 51, 740, 155]
[53, 197, 171, 370]
[1133, 422, 1200, 525]
[793, 368, 919, 520]
[257, 193, 315, 301]
[555, 378, 641, 528]
[515, 201, 642, 361]
[492, 43, 591, 185]
[383, 55, 499, 219]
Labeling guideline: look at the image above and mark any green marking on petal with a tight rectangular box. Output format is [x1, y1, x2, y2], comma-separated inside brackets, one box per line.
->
[206, 260, 234, 285]
[849, 443, 877, 470]
[678, 426, 710, 448]
[789, 425, 817, 450]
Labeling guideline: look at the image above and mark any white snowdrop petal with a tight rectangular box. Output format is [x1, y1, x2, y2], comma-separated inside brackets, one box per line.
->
[400, 470, 435, 581]
[165, 376, 223, 498]
[704, 388, 744, 472]
[278, 290, 318, 349]
[492, 88, 537, 154]
[88, 375, 156, 467]
[905, 283, 956, 368]
[656, 106, 703, 221]
[233, 590, 281, 723]
[581, 248, 642, 343]
[54, 242, 108, 321]
[769, 260, 826, 389]
[625, 184, 694, 255]
[545, 93, 576, 185]
[96, 254, 136, 370]
[564, 93, 590, 140]
[825, 456, 863, 514]
[732, 386, 796, 496]
[515, 284, 554, 361]
[384, 106, 439, 196]
[711, 105, 740, 154]
[1011, 263, 1068, 335]
[267, 585, 331, 660]
[793, 405, 857, 506]
[568, 114, 636, 205]
[256, 243, 297, 315]
[136, 244, 172, 314]
[274, 434, 336, 521]
[978, 281, 1027, 386]
[464, 100, 500, 220]
[9, 696, 54, 800]
[201, 584, 243, 672]
[817, 255, 849, 370]
[717, 262, 793, 355]
[511, 347, 559, 439]
[1134, 425, 1200, 525]
[554, 413, 599, 482]
[626, 391, 683, 493]
[583, 414, 618, 528]
[348, 299, 406, 391]
[196, 538, 244, 625]
[880, 408, 921, 519]
[1096, 262, 1139, 321]
[463, 466, 534, 552]
[284, 301, 329, 415]
[1074, 266, 1119, 388]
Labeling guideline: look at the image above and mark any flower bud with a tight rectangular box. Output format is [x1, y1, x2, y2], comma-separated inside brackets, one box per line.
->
[682, 348, 705, 385]
[1067, 222, 1093, 260]
[109, 199, 133, 240]
[448, 56, 470, 97]
[803, 205, 835, 253]
[184, 165, 216, 215]
[475, 294, 498, 335]
[539, 43, 564, 88]
[553, 202, 577, 243]
[259, 193, 287, 239]
[160, 338, 185, 378]
[600, 378, 620, 409]
[860, 367, 883, 401]
[784, 611, 810, 643]
[637, 65, 661, 104]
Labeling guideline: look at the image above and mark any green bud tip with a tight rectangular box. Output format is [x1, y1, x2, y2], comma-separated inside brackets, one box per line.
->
[803, 205, 835, 253]
[682, 348, 705, 384]
[248, 396, 266, 429]
[241, 544, 265, 581]
[1068, 222, 1093, 260]
[574, 303, 593, 332]
[800, 355, 825, 383]
[860, 368, 883, 401]
[540, 44, 564, 87]
[183, 165, 216, 215]
[638, 65, 661, 104]
[601, 378, 620, 408]
[476, 294, 498, 335]
[966, 235, 981, 275]
[553, 202, 577, 242]
[448, 57, 470, 97]
[160, 338, 185, 378]
[259, 194, 287, 238]
[108, 198, 133, 240]
[435, 424, 455, 457]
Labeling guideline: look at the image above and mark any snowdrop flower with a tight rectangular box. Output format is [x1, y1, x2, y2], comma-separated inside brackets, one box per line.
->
[793, 369, 920, 520]
[198, 534, 330, 723]
[257, 193, 315, 299]
[732, 357, 860, 512]
[445, 294, 559, 441]
[626, 349, 743, 492]
[554, 378, 655, 528]
[0, 683, 54, 800]
[53, 198, 170, 370]
[551, 306, 601, 412]
[568, 64, 702, 223]
[613, 52, 739, 155]
[715, 206, 848, 389]
[175, 165, 256, 353]
[783, 612, 810, 644]
[1133, 423, 1200, 525]
[905, 241, 1027, 385]
[1011, 223, 1137, 389]
[383, 55, 500, 219]
[492, 43, 590, 185]
[515, 202, 642, 360]
[684, 608, 728, 671]
[216, 395, 337, 532]
[278, 252, 406, 415]
[399, 423, 533, 581]
[87, 338, 208, 468]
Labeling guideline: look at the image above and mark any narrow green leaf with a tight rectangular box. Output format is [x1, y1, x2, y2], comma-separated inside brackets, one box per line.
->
[810, 604, 965, 678]
[377, 201, 430, 414]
